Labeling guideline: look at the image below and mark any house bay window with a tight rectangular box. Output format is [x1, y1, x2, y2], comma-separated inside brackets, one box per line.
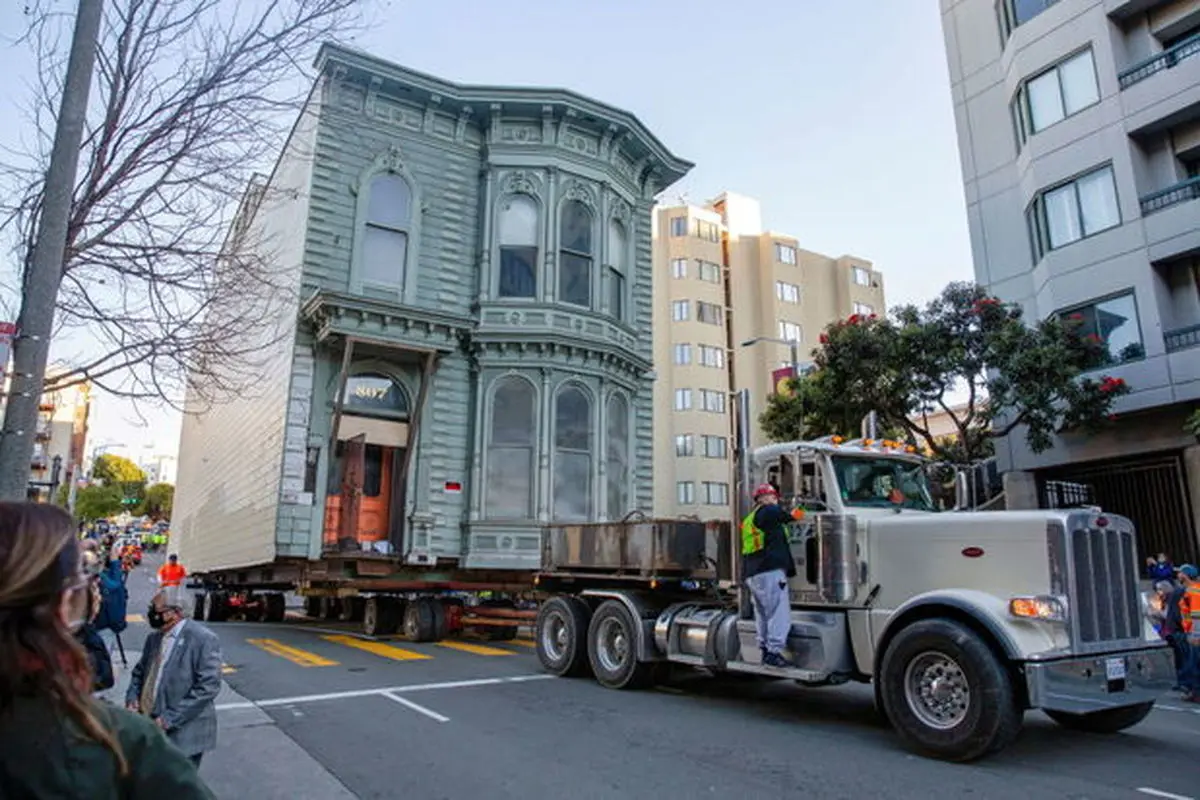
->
[361, 173, 412, 288]
[607, 218, 628, 321]
[605, 394, 630, 518]
[559, 201, 593, 307]
[553, 385, 593, 521]
[486, 377, 537, 519]
[498, 195, 539, 298]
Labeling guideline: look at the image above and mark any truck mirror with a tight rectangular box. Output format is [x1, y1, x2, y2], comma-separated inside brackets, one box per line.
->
[954, 471, 970, 511]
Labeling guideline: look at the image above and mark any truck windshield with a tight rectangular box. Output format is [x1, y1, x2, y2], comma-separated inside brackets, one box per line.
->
[831, 455, 937, 512]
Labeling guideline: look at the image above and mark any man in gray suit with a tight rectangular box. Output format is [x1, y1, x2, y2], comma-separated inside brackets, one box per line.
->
[126, 586, 223, 766]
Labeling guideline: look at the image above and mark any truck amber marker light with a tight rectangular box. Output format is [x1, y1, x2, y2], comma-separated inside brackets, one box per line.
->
[961, 547, 985, 558]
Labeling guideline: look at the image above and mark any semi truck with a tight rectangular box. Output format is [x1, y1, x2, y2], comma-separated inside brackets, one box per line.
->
[529, 391, 1175, 762]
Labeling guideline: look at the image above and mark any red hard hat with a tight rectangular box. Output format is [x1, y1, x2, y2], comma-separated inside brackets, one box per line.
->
[753, 483, 777, 499]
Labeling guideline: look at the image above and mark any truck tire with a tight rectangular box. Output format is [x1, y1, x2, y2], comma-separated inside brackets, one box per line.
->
[363, 596, 400, 637]
[319, 597, 341, 621]
[193, 593, 206, 621]
[587, 600, 655, 690]
[263, 593, 287, 624]
[879, 618, 1022, 762]
[304, 596, 321, 618]
[1044, 702, 1154, 734]
[403, 598, 438, 642]
[339, 597, 365, 623]
[536, 596, 592, 678]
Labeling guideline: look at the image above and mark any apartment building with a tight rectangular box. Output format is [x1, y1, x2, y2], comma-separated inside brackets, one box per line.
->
[651, 192, 886, 518]
[28, 375, 92, 502]
[940, 0, 1200, 563]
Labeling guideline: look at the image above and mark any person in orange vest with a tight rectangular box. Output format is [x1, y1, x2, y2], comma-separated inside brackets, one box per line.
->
[157, 554, 187, 588]
[1169, 564, 1199, 703]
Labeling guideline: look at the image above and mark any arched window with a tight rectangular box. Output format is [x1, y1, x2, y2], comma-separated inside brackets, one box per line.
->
[342, 373, 410, 419]
[486, 377, 536, 519]
[361, 173, 412, 288]
[498, 195, 539, 298]
[605, 394, 630, 518]
[553, 385, 592, 521]
[558, 200, 592, 307]
[607, 218, 627, 321]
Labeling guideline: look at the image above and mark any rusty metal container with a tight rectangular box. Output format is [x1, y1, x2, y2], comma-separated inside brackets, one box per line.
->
[543, 516, 731, 580]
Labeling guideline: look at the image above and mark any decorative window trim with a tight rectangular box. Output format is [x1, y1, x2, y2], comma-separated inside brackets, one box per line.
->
[348, 146, 425, 305]
[556, 185, 598, 310]
[605, 208, 632, 322]
[604, 389, 633, 519]
[551, 378, 596, 521]
[493, 190, 544, 299]
[482, 371, 541, 520]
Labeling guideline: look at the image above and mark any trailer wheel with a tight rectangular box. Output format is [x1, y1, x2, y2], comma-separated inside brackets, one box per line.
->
[430, 600, 448, 642]
[536, 596, 592, 678]
[363, 596, 400, 637]
[192, 594, 206, 621]
[1044, 702, 1154, 734]
[319, 597, 341, 621]
[338, 597, 365, 623]
[263, 593, 287, 624]
[403, 598, 438, 643]
[303, 596, 321, 618]
[879, 618, 1022, 762]
[203, 592, 228, 623]
[587, 600, 655, 690]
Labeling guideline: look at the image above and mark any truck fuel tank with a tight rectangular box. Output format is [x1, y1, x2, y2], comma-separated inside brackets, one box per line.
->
[816, 513, 860, 604]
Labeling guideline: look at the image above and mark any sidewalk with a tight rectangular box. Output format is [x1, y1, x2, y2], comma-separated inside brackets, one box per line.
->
[106, 650, 355, 799]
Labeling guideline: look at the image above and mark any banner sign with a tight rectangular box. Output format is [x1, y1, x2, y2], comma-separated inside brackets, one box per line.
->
[0, 322, 17, 390]
[772, 366, 795, 396]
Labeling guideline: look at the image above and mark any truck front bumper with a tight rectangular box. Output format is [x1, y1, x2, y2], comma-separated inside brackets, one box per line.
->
[1023, 645, 1175, 714]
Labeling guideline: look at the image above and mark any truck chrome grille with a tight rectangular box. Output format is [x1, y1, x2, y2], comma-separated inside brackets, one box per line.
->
[1067, 526, 1141, 645]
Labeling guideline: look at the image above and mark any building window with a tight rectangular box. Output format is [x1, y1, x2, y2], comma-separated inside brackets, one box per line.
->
[1028, 164, 1120, 258]
[486, 376, 536, 519]
[853, 302, 874, 316]
[702, 481, 729, 505]
[606, 394, 630, 519]
[697, 301, 723, 326]
[700, 389, 726, 413]
[776, 281, 800, 304]
[673, 343, 692, 365]
[672, 300, 690, 322]
[342, 373, 410, 419]
[693, 220, 720, 242]
[1059, 292, 1144, 364]
[998, 0, 1062, 40]
[671, 258, 687, 278]
[669, 217, 687, 237]
[775, 243, 797, 264]
[676, 481, 695, 505]
[778, 321, 802, 342]
[699, 345, 725, 369]
[497, 195, 539, 298]
[361, 173, 412, 288]
[698, 261, 721, 283]
[853, 267, 871, 286]
[675, 434, 694, 457]
[607, 218, 627, 321]
[674, 388, 692, 410]
[553, 385, 593, 521]
[1013, 49, 1099, 145]
[559, 200, 593, 307]
[702, 435, 727, 459]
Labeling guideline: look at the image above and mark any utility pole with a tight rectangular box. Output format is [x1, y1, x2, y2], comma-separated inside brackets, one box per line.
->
[0, 0, 104, 500]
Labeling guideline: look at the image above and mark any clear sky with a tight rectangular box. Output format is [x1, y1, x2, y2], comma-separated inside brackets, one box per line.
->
[0, 0, 973, 458]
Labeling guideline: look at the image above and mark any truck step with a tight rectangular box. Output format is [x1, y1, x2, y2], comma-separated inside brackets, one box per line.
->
[723, 660, 829, 682]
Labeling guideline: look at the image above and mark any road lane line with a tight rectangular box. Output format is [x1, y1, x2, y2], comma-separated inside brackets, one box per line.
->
[436, 640, 515, 657]
[383, 691, 449, 722]
[1137, 788, 1195, 800]
[321, 634, 431, 661]
[213, 673, 552, 711]
[508, 639, 536, 648]
[126, 614, 145, 624]
[1154, 703, 1200, 715]
[246, 638, 339, 667]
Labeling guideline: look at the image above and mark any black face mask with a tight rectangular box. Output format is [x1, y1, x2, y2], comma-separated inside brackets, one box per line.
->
[147, 607, 166, 629]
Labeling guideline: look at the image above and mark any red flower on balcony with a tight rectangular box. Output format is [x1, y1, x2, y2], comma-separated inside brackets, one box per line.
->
[819, 333, 829, 344]
[848, 314, 861, 324]
[1098, 376, 1126, 394]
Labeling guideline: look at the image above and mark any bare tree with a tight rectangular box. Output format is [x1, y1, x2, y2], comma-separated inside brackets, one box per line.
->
[1, 0, 364, 408]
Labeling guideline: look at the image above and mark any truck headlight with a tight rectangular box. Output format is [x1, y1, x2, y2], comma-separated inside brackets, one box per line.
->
[1009, 595, 1067, 622]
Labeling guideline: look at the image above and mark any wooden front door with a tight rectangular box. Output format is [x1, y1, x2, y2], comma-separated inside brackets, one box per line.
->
[323, 439, 397, 552]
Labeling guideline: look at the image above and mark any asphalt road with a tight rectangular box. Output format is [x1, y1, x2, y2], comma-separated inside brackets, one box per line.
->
[112, 554, 1200, 800]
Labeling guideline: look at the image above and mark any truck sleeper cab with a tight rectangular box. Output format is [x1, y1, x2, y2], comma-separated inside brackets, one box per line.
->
[534, 435, 1174, 762]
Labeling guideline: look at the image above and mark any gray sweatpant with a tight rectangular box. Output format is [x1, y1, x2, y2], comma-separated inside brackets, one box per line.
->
[747, 568, 791, 654]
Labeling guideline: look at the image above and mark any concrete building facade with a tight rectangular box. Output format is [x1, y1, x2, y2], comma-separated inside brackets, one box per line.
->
[28, 375, 92, 502]
[171, 45, 690, 573]
[651, 193, 886, 518]
[940, 0, 1200, 562]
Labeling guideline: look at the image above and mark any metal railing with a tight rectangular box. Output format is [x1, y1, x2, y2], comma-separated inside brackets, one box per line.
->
[1118, 31, 1200, 89]
[1165, 322, 1200, 353]
[1139, 175, 1200, 215]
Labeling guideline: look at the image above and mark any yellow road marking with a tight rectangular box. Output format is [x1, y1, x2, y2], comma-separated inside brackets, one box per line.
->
[221, 664, 237, 674]
[510, 639, 536, 648]
[321, 635, 431, 661]
[436, 640, 515, 657]
[126, 614, 145, 623]
[247, 638, 338, 667]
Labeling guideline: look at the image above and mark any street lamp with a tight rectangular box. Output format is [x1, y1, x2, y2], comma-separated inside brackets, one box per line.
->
[740, 336, 808, 381]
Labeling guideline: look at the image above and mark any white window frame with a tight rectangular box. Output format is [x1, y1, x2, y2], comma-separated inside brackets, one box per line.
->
[702, 435, 727, 459]
[700, 389, 726, 413]
[853, 267, 871, 286]
[673, 343, 692, 365]
[674, 388, 693, 411]
[776, 281, 800, 304]
[676, 481, 695, 505]
[675, 434, 694, 457]
[671, 258, 688, 278]
[778, 321, 802, 342]
[697, 301, 723, 326]
[702, 481, 729, 505]
[669, 217, 687, 237]
[853, 302, 874, 316]
[775, 243, 797, 264]
[1012, 48, 1099, 146]
[698, 260, 721, 283]
[1028, 163, 1121, 259]
[699, 345, 725, 369]
[672, 300, 690, 322]
[350, 157, 423, 304]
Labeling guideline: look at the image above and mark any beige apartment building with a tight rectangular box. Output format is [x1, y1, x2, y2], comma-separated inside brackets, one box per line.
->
[651, 192, 886, 518]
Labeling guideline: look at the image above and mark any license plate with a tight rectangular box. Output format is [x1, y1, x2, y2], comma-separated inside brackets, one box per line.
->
[1105, 657, 1126, 681]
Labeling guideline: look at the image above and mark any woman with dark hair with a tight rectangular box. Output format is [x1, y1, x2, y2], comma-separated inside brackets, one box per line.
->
[0, 502, 214, 798]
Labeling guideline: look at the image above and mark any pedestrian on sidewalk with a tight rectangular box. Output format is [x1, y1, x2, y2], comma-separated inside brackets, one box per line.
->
[126, 587, 222, 767]
[0, 501, 214, 798]
[158, 553, 187, 588]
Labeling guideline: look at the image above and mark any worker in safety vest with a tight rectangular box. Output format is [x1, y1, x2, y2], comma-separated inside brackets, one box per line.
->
[157, 554, 187, 588]
[741, 483, 804, 668]
[1172, 564, 1200, 703]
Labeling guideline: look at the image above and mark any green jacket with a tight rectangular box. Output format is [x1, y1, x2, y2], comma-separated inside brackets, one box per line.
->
[0, 694, 215, 799]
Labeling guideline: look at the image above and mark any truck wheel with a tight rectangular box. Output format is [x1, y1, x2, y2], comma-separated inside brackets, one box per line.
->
[304, 596, 321, 618]
[587, 600, 655, 690]
[403, 598, 438, 642]
[363, 597, 400, 637]
[536, 596, 592, 678]
[192, 594, 206, 621]
[203, 592, 228, 623]
[1044, 702, 1154, 734]
[263, 593, 287, 624]
[319, 597, 341, 621]
[338, 597, 365, 623]
[879, 618, 1022, 762]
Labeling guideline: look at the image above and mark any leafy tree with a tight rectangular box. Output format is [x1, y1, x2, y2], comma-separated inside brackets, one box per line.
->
[761, 373, 902, 442]
[74, 485, 124, 521]
[139, 483, 175, 521]
[760, 282, 1130, 463]
[91, 454, 146, 486]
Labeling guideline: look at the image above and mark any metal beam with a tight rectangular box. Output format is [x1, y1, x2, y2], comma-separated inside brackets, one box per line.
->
[327, 336, 357, 460]
[397, 351, 440, 558]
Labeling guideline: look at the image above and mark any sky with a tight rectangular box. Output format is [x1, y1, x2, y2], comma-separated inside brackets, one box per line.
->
[0, 0, 973, 459]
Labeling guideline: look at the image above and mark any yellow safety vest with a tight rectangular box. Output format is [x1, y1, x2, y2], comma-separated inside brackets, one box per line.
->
[740, 511, 765, 556]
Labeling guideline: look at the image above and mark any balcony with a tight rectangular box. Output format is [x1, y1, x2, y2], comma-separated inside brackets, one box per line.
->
[1140, 175, 1200, 214]
[1119, 31, 1200, 89]
[1165, 323, 1200, 352]
[1106, 0, 1173, 20]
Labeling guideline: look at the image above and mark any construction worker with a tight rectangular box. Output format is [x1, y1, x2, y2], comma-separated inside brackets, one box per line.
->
[157, 554, 187, 588]
[741, 483, 804, 668]
[1173, 564, 1199, 703]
